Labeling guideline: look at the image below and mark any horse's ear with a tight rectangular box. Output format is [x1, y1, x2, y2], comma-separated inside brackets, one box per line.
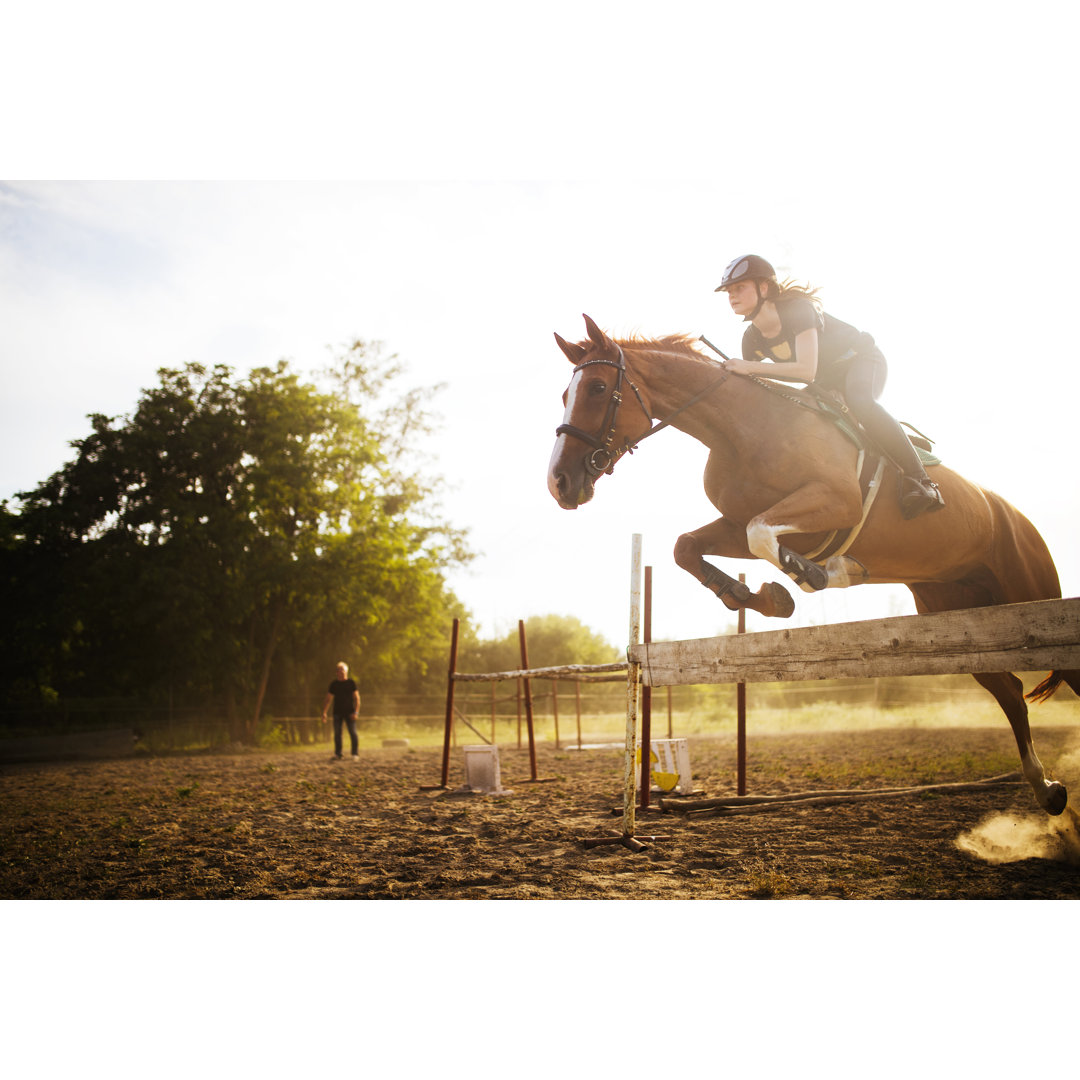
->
[554, 332, 586, 365]
[583, 314, 608, 348]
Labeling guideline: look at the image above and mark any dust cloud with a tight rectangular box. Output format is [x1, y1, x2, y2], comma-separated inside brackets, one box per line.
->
[956, 746, 1080, 866]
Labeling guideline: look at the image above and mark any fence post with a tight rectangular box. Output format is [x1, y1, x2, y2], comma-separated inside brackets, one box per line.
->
[518, 620, 539, 782]
[440, 618, 460, 789]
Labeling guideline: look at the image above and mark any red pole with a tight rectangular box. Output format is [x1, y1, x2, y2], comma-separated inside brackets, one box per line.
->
[518, 620, 539, 781]
[441, 618, 460, 788]
[737, 575, 747, 796]
[639, 566, 653, 809]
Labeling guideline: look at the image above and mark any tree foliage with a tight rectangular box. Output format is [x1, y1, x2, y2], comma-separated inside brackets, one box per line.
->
[457, 614, 621, 676]
[3, 342, 471, 737]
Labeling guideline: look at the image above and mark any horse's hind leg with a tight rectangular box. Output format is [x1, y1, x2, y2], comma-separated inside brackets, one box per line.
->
[909, 580, 1069, 814]
[674, 518, 795, 618]
[972, 671, 1068, 815]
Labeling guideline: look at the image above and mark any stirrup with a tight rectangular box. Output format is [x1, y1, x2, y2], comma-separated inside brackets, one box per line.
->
[899, 476, 945, 520]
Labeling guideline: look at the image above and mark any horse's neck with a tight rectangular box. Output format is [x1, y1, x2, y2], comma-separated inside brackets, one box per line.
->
[631, 347, 754, 450]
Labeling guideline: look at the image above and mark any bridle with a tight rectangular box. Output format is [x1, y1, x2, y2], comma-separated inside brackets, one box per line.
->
[555, 346, 650, 479]
[555, 344, 729, 480]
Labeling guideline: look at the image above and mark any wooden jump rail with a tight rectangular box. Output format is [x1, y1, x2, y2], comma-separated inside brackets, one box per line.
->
[625, 596, 1080, 820]
[452, 663, 627, 683]
[629, 597, 1080, 687]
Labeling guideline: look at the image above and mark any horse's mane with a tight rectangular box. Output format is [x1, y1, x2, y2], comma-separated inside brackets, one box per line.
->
[611, 332, 826, 409]
[611, 333, 714, 362]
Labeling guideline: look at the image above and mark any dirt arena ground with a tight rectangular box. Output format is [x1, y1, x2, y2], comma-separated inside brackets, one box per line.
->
[3, 726, 1079, 899]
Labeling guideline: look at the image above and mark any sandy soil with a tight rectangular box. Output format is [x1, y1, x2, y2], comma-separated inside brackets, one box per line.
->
[3, 726, 1079, 899]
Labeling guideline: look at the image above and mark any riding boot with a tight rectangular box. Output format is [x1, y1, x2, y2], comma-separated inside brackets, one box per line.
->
[857, 406, 945, 519]
[886, 431, 945, 518]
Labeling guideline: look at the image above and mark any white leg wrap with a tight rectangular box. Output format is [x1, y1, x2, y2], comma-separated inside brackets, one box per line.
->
[746, 519, 788, 568]
[823, 555, 865, 590]
[1021, 747, 1046, 788]
[1020, 746, 1066, 813]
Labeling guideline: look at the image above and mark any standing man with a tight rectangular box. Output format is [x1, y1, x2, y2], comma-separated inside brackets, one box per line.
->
[322, 661, 360, 762]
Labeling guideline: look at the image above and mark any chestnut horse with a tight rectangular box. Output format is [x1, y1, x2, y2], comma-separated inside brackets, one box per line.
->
[547, 315, 1078, 815]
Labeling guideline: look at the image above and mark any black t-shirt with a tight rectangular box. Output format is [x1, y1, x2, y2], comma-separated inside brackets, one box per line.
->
[328, 678, 358, 715]
[741, 295, 883, 390]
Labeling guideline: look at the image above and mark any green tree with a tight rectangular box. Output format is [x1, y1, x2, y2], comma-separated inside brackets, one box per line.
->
[459, 614, 621, 675]
[5, 341, 471, 738]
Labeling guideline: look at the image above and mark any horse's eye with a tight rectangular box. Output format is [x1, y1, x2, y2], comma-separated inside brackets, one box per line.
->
[588, 380, 608, 397]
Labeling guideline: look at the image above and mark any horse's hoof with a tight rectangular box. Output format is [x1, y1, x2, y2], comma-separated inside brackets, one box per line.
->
[1044, 782, 1068, 816]
[761, 581, 795, 619]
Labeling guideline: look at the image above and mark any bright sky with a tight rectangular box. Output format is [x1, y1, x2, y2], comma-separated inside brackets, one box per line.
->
[3, 2, 1078, 654]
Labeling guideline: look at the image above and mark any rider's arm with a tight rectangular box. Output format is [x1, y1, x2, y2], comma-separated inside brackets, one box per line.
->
[727, 328, 820, 383]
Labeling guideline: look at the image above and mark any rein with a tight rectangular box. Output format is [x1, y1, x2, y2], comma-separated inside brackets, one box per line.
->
[556, 345, 729, 479]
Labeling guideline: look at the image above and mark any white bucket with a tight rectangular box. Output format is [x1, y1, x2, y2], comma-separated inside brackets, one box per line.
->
[463, 745, 510, 794]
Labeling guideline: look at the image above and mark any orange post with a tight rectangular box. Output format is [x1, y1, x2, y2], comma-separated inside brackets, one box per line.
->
[736, 575, 747, 796]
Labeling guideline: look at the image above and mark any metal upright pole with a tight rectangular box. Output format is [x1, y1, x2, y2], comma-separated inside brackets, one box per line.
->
[639, 565, 653, 809]
[583, 534, 667, 852]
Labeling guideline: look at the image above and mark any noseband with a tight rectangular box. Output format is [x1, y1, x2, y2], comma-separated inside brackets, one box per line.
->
[555, 345, 729, 479]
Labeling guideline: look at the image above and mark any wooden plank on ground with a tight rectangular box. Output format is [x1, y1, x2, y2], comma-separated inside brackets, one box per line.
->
[630, 598, 1080, 687]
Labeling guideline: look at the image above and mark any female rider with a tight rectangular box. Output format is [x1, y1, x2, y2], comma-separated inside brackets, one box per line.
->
[716, 254, 944, 519]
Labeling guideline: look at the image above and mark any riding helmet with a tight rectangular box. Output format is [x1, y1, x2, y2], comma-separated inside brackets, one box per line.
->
[715, 254, 776, 292]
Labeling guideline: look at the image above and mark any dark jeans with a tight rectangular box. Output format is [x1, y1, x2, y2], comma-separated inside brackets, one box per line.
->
[333, 713, 358, 757]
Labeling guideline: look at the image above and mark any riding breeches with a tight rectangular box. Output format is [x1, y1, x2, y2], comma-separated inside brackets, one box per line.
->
[842, 356, 928, 478]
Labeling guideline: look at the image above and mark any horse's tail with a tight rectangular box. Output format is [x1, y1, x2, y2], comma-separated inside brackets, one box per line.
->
[1026, 671, 1065, 704]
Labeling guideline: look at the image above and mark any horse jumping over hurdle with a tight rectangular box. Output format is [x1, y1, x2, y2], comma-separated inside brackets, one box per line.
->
[547, 315, 1079, 815]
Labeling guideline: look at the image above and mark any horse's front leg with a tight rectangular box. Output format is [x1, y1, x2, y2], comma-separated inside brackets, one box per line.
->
[674, 518, 795, 618]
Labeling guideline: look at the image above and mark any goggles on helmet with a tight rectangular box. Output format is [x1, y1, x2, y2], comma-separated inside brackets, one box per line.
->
[716, 254, 776, 292]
